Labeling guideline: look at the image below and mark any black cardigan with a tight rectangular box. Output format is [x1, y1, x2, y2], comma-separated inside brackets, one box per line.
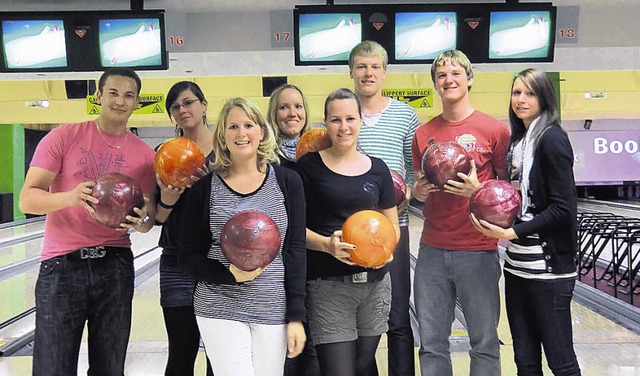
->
[178, 165, 307, 323]
[512, 125, 578, 274]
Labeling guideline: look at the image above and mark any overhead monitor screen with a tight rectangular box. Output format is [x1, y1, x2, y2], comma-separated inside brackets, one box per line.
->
[395, 12, 457, 61]
[489, 11, 553, 60]
[98, 17, 163, 68]
[2, 19, 68, 69]
[297, 13, 362, 63]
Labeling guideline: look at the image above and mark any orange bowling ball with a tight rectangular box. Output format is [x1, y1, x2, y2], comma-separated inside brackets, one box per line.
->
[295, 128, 332, 160]
[342, 210, 397, 268]
[155, 137, 205, 188]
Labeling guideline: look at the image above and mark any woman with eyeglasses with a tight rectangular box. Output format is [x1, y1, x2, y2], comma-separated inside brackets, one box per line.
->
[156, 81, 215, 376]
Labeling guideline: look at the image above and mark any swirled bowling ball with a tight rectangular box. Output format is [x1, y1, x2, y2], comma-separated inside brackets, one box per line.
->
[89, 172, 145, 228]
[220, 210, 281, 271]
[155, 137, 206, 188]
[342, 210, 397, 268]
[421, 141, 472, 189]
[470, 180, 521, 228]
[295, 128, 332, 160]
[389, 169, 407, 206]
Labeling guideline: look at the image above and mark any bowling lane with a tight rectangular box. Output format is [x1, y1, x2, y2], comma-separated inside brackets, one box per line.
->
[0, 267, 38, 325]
[0, 227, 161, 326]
[0, 238, 43, 269]
[0, 219, 44, 242]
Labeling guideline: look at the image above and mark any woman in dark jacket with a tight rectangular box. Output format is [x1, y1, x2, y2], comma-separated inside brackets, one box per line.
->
[471, 68, 581, 375]
[179, 97, 307, 376]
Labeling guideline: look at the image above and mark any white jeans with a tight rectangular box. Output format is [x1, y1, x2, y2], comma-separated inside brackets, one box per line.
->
[196, 316, 287, 376]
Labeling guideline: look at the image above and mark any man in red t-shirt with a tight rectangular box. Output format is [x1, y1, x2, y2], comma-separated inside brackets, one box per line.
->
[411, 50, 510, 376]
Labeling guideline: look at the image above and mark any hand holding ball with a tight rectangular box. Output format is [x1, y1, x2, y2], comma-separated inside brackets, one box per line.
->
[421, 141, 472, 189]
[155, 137, 206, 188]
[89, 172, 145, 228]
[470, 180, 521, 228]
[342, 210, 397, 268]
[220, 210, 281, 271]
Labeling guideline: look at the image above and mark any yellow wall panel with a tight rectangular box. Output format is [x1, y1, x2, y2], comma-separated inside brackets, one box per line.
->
[0, 70, 638, 126]
[46, 81, 69, 101]
[288, 74, 354, 96]
[195, 76, 263, 97]
[560, 71, 640, 92]
[2, 81, 50, 101]
[561, 91, 640, 120]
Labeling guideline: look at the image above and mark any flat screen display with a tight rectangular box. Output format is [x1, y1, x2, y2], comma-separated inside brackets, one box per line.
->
[297, 13, 362, 63]
[1, 19, 68, 69]
[395, 12, 456, 61]
[489, 10, 553, 60]
[98, 17, 163, 68]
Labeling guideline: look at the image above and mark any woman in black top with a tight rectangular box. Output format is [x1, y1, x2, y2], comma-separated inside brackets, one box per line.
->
[267, 84, 312, 169]
[471, 68, 581, 375]
[156, 81, 214, 376]
[179, 97, 307, 376]
[296, 88, 400, 376]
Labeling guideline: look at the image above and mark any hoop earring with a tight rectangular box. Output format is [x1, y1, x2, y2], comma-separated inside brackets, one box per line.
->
[174, 125, 183, 138]
[203, 113, 208, 126]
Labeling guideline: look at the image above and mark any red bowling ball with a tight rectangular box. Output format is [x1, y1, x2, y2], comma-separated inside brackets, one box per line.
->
[155, 137, 206, 188]
[470, 180, 521, 228]
[89, 172, 145, 228]
[389, 169, 407, 206]
[421, 141, 472, 189]
[295, 128, 332, 160]
[220, 210, 281, 271]
[342, 210, 397, 268]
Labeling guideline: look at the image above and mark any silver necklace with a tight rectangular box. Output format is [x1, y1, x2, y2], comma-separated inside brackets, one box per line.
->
[96, 122, 128, 149]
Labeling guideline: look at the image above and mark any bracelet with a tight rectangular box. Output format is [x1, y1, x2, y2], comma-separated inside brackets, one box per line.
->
[158, 200, 175, 209]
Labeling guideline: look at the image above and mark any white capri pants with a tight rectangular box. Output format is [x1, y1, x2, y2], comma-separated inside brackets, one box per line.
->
[196, 316, 287, 376]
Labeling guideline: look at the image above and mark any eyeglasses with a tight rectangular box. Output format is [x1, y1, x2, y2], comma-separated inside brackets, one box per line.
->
[170, 98, 200, 113]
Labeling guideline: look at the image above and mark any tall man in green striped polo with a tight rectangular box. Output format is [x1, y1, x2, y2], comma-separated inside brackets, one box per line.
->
[349, 40, 420, 376]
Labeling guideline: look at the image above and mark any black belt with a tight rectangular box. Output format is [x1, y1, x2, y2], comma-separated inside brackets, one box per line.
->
[58, 246, 130, 261]
[316, 271, 387, 284]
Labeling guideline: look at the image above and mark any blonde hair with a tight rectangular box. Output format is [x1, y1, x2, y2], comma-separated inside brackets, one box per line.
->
[210, 98, 278, 174]
[267, 84, 311, 147]
[348, 40, 388, 71]
[430, 50, 474, 84]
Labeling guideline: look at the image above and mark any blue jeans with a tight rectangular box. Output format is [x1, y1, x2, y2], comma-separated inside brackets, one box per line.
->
[505, 271, 581, 376]
[33, 248, 134, 376]
[414, 244, 501, 376]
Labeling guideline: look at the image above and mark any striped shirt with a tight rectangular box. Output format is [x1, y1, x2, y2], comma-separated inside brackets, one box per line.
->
[193, 165, 288, 324]
[358, 98, 419, 227]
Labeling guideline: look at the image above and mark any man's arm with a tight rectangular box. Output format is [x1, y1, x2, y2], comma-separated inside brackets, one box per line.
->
[19, 166, 97, 215]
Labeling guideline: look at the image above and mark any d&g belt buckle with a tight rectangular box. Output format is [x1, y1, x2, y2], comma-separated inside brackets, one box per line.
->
[352, 272, 368, 284]
[79, 246, 107, 259]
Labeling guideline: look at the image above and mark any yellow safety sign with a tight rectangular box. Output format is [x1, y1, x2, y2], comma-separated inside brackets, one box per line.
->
[382, 89, 433, 109]
[86, 94, 165, 115]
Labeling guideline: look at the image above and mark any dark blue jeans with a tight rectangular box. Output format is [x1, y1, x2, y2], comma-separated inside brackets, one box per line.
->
[33, 248, 134, 376]
[505, 271, 581, 376]
[368, 226, 415, 376]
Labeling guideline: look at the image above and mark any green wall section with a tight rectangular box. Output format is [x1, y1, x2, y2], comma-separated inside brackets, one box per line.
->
[12, 124, 25, 221]
[0, 123, 25, 221]
[547, 72, 562, 121]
